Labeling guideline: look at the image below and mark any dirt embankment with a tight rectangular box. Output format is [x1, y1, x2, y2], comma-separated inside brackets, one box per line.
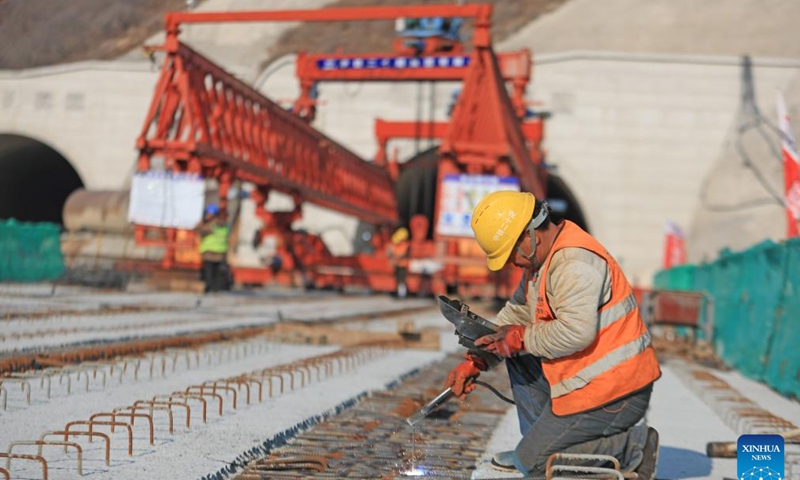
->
[264, 0, 567, 69]
[0, 0, 568, 70]
[0, 0, 194, 69]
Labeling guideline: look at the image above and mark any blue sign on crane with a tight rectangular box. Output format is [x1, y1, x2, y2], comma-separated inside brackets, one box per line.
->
[316, 55, 470, 71]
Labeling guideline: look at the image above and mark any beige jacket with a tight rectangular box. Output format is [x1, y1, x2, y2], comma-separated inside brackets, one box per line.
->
[495, 247, 612, 359]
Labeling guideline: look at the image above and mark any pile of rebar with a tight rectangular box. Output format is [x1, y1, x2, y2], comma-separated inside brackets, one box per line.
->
[235, 356, 514, 480]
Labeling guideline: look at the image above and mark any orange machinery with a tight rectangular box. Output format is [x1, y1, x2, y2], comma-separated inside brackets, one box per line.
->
[132, 4, 546, 297]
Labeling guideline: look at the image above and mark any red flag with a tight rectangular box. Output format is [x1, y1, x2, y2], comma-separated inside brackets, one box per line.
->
[662, 221, 686, 268]
[777, 90, 800, 238]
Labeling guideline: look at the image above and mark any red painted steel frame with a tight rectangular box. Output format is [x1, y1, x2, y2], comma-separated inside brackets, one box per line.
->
[136, 41, 396, 224]
[278, 7, 544, 197]
[135, 4, 494, 269]
[373, 119, 544, 164]
[438, 46, 545, 197]
[135, 39, 398, 266]
[134, 4, 546, 296]
[294, 50, 532, 123]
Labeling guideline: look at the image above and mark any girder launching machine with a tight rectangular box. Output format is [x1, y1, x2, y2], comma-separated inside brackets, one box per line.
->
[133, 4, 546, 296]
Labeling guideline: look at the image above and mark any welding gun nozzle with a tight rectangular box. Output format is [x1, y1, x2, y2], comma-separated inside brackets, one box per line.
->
[404, 387, 455, 427]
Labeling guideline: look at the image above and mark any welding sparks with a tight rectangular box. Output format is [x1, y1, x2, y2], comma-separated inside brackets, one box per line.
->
[401, 466, 427, 476]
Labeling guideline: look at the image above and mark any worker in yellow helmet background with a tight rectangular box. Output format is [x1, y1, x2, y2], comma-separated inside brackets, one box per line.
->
[444, 190, 661, 479]
[387, 227, 410, 298]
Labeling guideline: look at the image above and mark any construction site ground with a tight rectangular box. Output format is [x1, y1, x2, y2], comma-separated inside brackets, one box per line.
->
[1, 285, 798, 480]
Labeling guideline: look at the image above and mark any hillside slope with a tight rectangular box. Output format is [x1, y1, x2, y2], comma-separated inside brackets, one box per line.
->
[265, 0, 566, 68]
[0, 0, 567, 71]
[0, 0, 194, 69]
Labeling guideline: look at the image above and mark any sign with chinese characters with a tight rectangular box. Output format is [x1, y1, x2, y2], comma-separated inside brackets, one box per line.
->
[316, 55, 470, 71]
[436, 174, 520, 237]
[128, 171, 205, 229]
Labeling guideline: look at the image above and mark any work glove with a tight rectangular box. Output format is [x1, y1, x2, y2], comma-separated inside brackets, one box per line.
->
[444, 353, 488, 399]
[475, 325, 526, 357]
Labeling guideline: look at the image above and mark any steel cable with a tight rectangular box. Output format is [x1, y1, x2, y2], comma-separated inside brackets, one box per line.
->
[699, 56, 788, 212]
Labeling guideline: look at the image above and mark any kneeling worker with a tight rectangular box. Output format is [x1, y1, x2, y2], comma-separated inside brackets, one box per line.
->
[445, 191, 661, 478]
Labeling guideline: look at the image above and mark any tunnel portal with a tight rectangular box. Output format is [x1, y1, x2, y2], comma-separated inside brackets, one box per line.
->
[0, 134, 84, 225]
[395, 148, 589, 236]
[354, 148, 588, 253]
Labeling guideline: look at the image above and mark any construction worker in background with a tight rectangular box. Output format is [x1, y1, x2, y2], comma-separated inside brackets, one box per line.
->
[196, 204, 230, 293]
[445, 191, 661, 479]
[388, 227, 410, 298]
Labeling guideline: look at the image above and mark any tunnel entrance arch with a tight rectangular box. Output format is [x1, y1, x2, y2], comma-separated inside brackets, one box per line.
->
[0, 134, 84, 225]
[354, 148, 589, 252]
[545, 174, 589, 231]
[394, 147, 590, 235]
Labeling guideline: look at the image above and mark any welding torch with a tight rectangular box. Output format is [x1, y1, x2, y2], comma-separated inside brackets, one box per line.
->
[405, 296, 508, 426]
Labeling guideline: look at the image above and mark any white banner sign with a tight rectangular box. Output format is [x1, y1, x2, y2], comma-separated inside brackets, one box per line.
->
[436, 174, 521, 237]
[128, 171, 205, 229]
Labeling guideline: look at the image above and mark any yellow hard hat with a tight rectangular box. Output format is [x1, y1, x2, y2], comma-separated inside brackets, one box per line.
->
[392, 227, 409, 244]
[470, 191, 536, 271]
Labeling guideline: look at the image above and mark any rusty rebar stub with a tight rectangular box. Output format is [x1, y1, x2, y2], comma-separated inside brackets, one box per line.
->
[252, 455, 328, 473]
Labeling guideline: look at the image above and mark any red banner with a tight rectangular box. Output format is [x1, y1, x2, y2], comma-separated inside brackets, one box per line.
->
[778, 90, 800, 238]
[662, 221, 686, 269]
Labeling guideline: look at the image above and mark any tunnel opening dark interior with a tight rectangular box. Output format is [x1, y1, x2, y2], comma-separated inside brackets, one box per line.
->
[0, 134, 84, 225]
[354, 148, 589, 253]
[396, 147, 440, 236]
[546, 174, 589, 231]
[394, 147, 589, 235]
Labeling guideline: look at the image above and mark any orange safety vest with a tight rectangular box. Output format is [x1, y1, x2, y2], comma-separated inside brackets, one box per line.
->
[390, 241, 410, 269]
[535, 221, 661, 416]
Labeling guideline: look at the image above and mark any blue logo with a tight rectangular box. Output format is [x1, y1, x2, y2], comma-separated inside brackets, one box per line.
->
[738, 434, 784, 480]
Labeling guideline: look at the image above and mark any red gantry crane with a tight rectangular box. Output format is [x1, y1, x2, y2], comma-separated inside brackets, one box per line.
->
[133, 4, 546, 297]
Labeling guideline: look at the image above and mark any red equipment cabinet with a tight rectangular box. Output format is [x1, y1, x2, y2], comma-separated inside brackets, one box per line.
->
[132, 4, 547, 297]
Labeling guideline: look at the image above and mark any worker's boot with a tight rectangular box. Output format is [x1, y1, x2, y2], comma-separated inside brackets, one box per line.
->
[490, 450, 518, 472]
[634, 427, 659, 480]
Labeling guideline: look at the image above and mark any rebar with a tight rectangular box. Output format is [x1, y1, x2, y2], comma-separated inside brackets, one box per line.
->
[8, 440, 82, 476]
[233, 355, 514, 479]
[0, 452, 48, 480]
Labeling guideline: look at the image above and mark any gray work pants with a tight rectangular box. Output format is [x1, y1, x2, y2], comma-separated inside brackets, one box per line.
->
[506, 355, 651, 476]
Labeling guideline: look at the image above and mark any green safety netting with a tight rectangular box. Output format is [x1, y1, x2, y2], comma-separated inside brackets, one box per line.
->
[762, 237, 800, 398]
[655, 238, 799, 399]
[653, 264, 695, 291]
[0, 219, 65, 282]
[690, 263, 715, 342]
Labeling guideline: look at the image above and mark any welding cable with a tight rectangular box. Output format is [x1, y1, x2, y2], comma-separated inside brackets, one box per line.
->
[474, 380, 516, 405]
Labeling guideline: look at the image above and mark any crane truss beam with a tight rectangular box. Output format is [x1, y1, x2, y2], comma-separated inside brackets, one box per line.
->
[136, 42, 397, 225]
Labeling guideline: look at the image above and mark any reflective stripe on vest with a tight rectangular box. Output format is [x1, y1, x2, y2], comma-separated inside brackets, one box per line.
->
[536, 221, 661, 415]
[599, 292, 638, 330]
[550, 331, 651, 398]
